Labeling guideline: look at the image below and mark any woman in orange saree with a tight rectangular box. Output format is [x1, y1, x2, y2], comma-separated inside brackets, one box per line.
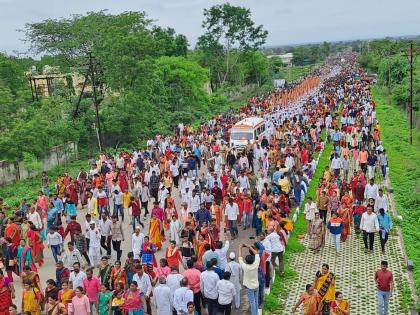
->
[292, 284, 321, 315]
[338, 206, 352, 242]
[195, 234, 208, 265]
[148, 215, 162, 250]
[27, 225, 45, 267]
[210, 201, 222, 226]
[330, 291, 350, 315]
[110, 260, 128, 290]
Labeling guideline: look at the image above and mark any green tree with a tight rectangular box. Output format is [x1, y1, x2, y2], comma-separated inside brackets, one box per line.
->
[268, 56, 284, 78]
[378, 55, 409, 86]
[197, 3, 268, 87]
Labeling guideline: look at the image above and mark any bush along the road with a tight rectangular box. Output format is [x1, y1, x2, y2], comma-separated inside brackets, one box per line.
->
[372, 86, 420, 303]
[264, 130, 330, 313]
[0, 159, 88, 207]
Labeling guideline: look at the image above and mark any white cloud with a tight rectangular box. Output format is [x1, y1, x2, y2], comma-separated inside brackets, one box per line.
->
[0, 0, 419, 55]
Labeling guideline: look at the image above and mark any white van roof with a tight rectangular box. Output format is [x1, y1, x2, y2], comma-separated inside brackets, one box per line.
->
[232, 117, 265, 129]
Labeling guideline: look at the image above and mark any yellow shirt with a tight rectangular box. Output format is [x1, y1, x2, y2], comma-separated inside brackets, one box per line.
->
[278, 178, 291, 193]
[163, 176, 172, 188]
[23, 288, 42, 314]
[112, 297, 125, 306]
[123, 192, 132, 209]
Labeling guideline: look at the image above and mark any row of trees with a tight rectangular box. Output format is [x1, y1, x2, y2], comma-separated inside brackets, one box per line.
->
[1, 4, 337, 162]
[0, 5, 274, 161]
[358, 38, 420, 112]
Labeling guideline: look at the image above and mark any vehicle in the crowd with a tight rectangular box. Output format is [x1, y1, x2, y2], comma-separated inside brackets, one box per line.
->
[229, 116, 267, 149]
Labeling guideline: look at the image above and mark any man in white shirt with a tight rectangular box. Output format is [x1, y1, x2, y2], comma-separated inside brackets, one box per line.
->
[69, 262, 86, 289]
[166, 266, 184, 293]
[216, 272, 236, 313]
[238, 244, 260, 315]
[238, 172, 250, 190]
[180, 174, 192, 195]
[225, 198, 239, 239]
[374, 189, 389, 212]
[330, 153, 342, 178]
[173, 277, 194, 315]
[98, 213, 112, 256]
[27, 207, 42, 230]
[87, 222, 101, 267]
[200, 261, 220, 315]
[360, 205, 380, 253]
[265, 228, 285, 275]
[139, 182, 150, 216]
[132, 266, 153, 315]
[170, 159, 180, 188]
[225, 252, 242, 310]
[214, 240, 230, 270]
[364, 179, 379, 201]
[47, 227, 63, 263]
[153, 277, 173, 315]
[132, 226, 145, 260]
[187, 190, 201, 214]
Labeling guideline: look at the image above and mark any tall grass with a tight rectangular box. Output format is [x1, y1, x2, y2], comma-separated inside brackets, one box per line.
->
[372, 86, 420, 300]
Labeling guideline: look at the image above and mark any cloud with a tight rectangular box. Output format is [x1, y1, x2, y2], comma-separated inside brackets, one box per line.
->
[0, 0, 419, 55]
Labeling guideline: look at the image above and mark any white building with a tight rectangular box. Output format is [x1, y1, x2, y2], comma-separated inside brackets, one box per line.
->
[267, 52, 294, 66]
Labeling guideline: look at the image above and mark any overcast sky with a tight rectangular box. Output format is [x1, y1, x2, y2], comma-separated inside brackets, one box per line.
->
[1, 0, 419, 56]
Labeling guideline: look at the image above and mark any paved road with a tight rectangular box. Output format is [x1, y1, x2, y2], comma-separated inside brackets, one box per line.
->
[276, 159, 411, 314]
[12, 167, 256, 314]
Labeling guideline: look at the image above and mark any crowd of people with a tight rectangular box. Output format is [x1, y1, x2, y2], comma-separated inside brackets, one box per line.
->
[0, 53, 395, 315]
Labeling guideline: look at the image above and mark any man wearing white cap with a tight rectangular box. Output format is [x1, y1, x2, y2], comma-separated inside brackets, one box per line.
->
[180, 173, 192, 196]
[158, 184, 169, 209]
[225, 252, 242, 310]
[132, 226, 145, 260]
[87, 222, 101, 267]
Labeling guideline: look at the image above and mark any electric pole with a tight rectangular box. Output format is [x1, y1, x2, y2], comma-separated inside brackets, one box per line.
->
[73, 51, 104, 152]
[407, 41, 419, 144]
[88, 51, 103, 152]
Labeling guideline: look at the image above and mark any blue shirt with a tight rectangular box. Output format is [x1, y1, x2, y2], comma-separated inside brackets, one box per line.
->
[272, 170, 282, 184]
[332, 131, 341, 142]
[53, 198, 64, 213]
[141, 243, 156, 265]
[66, 203, 77, 216]
[378, 213, 392, 232]
[195, 208, 211, 227]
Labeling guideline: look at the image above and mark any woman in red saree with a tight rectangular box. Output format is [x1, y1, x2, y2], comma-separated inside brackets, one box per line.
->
[148, 215, 162, 250]
[301, 147, 309, 165]
[118, 170, 129, 193]
[67, 181, 79, 206]
[27, 225, 45, 267]
[165, 241, 185, 270]
[0, 270, 14, 315]
[122, 282, 145, 315]
[338, 206, 352, 242]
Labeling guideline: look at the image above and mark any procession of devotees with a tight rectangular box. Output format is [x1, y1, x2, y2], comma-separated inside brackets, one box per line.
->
[0, 53, 394, 315]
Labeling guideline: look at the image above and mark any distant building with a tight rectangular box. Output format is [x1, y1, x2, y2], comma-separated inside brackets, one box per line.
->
[26, 65, 92, 100]
[267, 52, 294, 66]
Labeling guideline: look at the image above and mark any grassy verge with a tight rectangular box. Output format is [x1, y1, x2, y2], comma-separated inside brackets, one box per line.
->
[264, 130, 331, 313]
[372, 85, 420, 308]
[0, 159, 88, 207]
[0, 84, 271, 208]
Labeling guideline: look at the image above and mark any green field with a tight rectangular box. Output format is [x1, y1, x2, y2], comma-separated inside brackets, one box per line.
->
[277, 64, 318, 83]
[373, 86, 420, 300]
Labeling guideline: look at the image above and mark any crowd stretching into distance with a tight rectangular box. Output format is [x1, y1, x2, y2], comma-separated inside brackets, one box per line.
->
[0, 53, 394, 315]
